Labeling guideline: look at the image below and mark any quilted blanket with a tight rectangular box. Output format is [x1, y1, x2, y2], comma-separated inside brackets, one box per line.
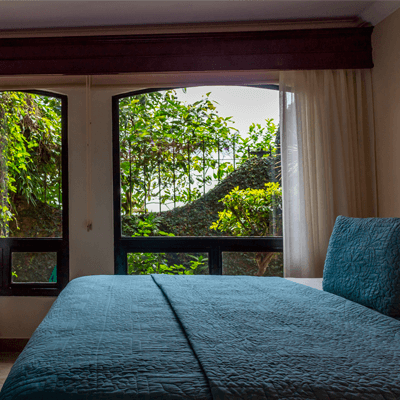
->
[0, 276, 212, 400]
[2, 275, 400, 400]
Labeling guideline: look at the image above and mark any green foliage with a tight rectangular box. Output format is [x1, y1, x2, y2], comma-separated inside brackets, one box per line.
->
[128, 252, 208, 275]
[119, 90, 236, 214]
[119, 89, 279, 215]
[127, 213, 208, 275]
[235, 119, 279, 164]
[210, 182, 282, 276]
[210, 182, 282, 236]
[127, 212, 174, 237]
[0, 92, 62, 236]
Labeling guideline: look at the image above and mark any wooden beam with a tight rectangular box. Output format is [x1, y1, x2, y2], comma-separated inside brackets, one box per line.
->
[0, 28, 373, 75]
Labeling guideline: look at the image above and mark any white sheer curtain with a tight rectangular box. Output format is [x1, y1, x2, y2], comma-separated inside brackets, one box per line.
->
[280, 70, 377, 278]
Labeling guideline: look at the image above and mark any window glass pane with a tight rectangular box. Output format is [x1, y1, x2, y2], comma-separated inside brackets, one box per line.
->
[0, 92, 63, 238]
[119, 86, 280, 239]
[12, 252, 57, 283]
[222, 252, 283, 277]
[128, 252, 208, 275]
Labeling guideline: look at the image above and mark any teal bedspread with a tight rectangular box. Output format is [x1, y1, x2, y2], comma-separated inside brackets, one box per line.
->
[0, 276, 211, 400]
[2, 275, 400, 399]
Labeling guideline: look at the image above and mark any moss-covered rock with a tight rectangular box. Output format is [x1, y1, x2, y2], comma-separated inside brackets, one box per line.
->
[9, 194, 62, 238]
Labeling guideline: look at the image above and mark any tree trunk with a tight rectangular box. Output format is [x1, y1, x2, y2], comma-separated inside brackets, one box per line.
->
[255, 252, 275, 276]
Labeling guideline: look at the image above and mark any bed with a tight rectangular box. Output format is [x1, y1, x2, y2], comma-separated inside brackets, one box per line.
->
[2, 216, 400, 400]
[1, 273, 400, 400]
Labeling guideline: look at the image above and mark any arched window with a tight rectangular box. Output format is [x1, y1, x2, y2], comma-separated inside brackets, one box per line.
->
[113, 85, 283, 277]
[0, 90, 69, 296]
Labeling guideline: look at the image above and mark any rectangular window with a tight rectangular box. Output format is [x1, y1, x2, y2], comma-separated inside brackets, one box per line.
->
[12, 252, 57, 283]
[0, 91, 68, 295]
[113, 86, 283, 275]
[222, 252, 283, 277]
[128, 252, 209, 275]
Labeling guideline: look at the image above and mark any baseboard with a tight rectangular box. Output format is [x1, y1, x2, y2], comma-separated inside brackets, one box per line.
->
[0, 339, 29, 352]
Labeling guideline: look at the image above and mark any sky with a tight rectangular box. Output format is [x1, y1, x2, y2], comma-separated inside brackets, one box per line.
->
[173, 85, 279, 136]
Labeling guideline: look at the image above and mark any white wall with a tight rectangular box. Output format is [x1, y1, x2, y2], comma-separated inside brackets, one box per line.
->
[372, 7, 400, 217]
[68, 88, 115, 279]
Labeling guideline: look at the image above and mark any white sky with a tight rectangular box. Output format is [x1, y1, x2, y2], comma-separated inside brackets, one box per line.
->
[174, 85, 279, 135]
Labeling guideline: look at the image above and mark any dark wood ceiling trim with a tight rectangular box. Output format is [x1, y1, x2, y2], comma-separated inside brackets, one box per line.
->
[0, 27, 373, 75]
[0, 17, 367, 38]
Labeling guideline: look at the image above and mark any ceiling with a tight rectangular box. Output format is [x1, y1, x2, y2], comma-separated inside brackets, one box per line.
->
[0, 1, 399, 31]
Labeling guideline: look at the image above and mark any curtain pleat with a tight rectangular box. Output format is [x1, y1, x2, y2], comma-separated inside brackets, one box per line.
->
[280, 70, 377, 278]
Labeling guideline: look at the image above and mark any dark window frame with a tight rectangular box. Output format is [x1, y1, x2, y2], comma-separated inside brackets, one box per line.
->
[112, 86, 283, 275]
[0, 90, 69, 296]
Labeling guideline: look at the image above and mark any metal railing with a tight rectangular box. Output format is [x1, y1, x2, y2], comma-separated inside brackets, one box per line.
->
[120, 136, 277, 215]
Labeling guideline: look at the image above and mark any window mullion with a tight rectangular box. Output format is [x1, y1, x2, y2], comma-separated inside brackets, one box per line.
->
[209, 247, 222, 275]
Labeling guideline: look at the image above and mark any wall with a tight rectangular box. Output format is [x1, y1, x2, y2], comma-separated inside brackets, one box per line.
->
[372, 7, 400, 217]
